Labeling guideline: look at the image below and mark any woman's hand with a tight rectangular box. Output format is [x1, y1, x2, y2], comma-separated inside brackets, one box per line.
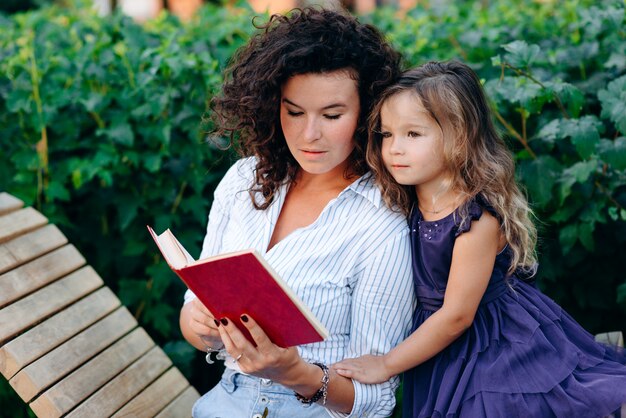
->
[332, 355, 392, 384]
[216, 314, 305, 384]
[181, 298, 224, 350]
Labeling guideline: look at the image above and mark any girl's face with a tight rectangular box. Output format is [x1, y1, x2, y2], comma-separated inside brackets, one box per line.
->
[379, 90, 449, 195]
[280, 71, 360, 178]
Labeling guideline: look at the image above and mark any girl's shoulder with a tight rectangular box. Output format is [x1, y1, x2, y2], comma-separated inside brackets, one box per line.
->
[454, 195, 501, 238]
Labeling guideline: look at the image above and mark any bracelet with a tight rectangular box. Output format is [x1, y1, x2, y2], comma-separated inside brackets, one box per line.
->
[294, 362, 329, 405]
[200, 336, 225, 365]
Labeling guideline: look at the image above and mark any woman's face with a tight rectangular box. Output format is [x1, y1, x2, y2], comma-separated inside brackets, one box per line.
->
[280, 71, 360, 177]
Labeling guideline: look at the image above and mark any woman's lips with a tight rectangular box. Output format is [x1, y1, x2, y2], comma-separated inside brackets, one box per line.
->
[301, 149, 327, 158]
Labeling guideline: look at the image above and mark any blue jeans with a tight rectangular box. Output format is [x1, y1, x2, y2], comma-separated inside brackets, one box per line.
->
[192, 368, 331, 418]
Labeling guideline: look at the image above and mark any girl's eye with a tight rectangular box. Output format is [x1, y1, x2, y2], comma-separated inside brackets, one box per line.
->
[380, 131, 392, 139]
[287, 110, 303, 117]
[324, 114, 341, 120]
[408, 131, 421, 138]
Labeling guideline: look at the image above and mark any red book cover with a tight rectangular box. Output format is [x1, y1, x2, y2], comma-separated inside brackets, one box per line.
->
[147, 226, 328, 348]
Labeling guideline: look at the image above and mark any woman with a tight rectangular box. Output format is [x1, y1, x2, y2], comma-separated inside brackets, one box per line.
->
[180, 8, 416, 417]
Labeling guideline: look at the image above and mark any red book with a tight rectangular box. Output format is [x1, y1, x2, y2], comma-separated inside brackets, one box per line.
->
[147, 226, 328, 347]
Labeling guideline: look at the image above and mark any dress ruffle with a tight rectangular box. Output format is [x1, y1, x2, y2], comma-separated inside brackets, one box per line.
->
[403, 280, 626, 418]
[405, 197, 626, 418]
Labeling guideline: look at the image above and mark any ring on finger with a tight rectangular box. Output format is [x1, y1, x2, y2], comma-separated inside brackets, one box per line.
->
[233, 353, 244, 363]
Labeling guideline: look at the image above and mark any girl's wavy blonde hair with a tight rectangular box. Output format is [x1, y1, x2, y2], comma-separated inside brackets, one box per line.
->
[367, 61, 537, 275]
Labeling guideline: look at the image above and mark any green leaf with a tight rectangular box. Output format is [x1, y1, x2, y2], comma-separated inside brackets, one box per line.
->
[549, 203, 580, 223]
[560, 116, 602, 159]
[559, 224, 578, 254]
[117, 196, 140, 231]
[597, 137, 626, 170]
[518, 156, 562, 207]
[143, 153, 162, 173]
[536, 119, 560, 148]
[598, 75, 626, 134]
[99, 120, 135, 147]
[80, 92, 110, 112]
[550, 82, 584, 119]
[502, 40, 541, 68]
[143, 302, 176, 338]
[557, 160, 597, 205]
[46, 180, 70, 202]
[566, 159, 597, 183]
[118, 279, 147, 308]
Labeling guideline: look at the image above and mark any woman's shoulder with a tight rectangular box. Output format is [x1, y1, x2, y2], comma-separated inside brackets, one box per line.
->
[218, 156, 257, 186]
[213, 156, 257, 202]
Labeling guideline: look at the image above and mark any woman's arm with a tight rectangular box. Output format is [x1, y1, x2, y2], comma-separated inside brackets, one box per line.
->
[214, 228, 415, 416]
[217, 316, 357, 413]
[334, 211, 502, 383]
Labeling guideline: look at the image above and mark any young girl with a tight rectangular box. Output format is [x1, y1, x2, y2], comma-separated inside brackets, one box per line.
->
[333, 61, 626, 417]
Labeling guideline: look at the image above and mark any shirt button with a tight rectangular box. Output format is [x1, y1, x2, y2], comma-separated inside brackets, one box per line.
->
[261, 378, 272, 386]
[252, 414, 263, 418]
[260, 396, 269, 403]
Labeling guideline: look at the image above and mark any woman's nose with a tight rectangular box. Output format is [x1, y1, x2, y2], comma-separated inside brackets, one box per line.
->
[303, 117, 321, 142]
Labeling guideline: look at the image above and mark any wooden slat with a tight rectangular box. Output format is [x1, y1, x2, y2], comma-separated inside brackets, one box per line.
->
[154, 386, 200, 418]
[595, 331, 624, 348]
[0, 207, 48, 243]
[30, 328, 156, 418]
[0, 287, 121, 379]
[9, 307, 137, 402]
[65, 347, 172, 418]
[0, 224, 68, 274]
[0, 266, 103, 345]
[0, 192, 24, 216]
[112, 367, 189, 418]
[0, 245, 85, 308]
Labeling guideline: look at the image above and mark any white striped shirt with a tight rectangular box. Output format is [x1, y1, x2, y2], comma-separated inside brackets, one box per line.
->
[187, 157, 415, 417]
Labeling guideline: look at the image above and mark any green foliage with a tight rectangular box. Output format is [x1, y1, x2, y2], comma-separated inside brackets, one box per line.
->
[1, 0, 625, 415]
[0, 2, 256, 413]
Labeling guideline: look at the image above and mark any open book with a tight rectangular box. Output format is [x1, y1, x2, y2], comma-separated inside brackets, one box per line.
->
[147, 226, 329, 348]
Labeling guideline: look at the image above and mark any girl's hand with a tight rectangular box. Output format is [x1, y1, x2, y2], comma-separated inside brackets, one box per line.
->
[216, 314, 303, 383]
[332, 355, 392, 384]
[188, 298, 223, 348]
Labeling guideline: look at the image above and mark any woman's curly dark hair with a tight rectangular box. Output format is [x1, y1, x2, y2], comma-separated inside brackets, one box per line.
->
[211, 7, 402, 209]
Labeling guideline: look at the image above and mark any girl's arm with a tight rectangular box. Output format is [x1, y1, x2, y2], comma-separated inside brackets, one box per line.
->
[334, 210, 502, 383]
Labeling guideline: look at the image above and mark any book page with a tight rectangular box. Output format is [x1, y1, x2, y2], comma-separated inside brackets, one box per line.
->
[148, 227, 188, 269]
[172, 233, 196, 265]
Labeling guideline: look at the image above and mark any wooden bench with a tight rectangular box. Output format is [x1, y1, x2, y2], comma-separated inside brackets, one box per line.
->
[0, 192, 200, 418]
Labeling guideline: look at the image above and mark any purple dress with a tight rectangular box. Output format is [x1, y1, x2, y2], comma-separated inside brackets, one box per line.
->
[402, 198, 626, 418]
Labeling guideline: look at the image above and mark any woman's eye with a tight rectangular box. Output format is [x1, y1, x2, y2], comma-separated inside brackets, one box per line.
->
[324, 114, 341, 120]
[408, 131, 421, 138]
[287, 110, 303, 117]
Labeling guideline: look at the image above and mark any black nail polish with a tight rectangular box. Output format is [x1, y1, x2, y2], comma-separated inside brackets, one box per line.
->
[241, 314, 249, 323]
[214, 319, 220, 327]
[220, 318, 228, 326]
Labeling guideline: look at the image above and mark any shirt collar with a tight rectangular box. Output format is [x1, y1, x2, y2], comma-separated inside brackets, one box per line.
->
[345, 172, 383, 209]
